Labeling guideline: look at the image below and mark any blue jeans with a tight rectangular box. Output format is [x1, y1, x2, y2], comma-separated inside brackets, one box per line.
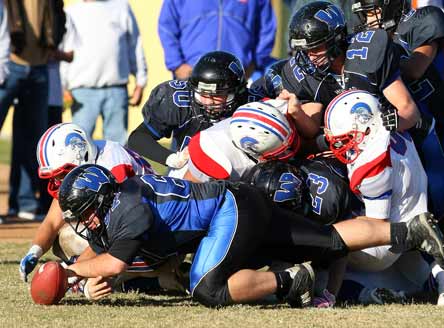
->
[71, 86, 128, 145]
[0, 61, 48, 213]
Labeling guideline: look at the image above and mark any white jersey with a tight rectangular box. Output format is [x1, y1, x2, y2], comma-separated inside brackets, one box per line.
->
[348, 131, 427, 223]
[187, 119, 256, 182]
[94, 140, 155, 183]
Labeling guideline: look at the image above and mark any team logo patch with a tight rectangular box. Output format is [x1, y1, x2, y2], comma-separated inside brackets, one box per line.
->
[63, 132, 87, 160]
[74, 166, 110, 192]
[239, 136, 260, 155]
[350, 102, 372, 124]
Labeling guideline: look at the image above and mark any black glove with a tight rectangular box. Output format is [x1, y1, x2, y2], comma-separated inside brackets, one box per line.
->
[381, 105, 399, 132]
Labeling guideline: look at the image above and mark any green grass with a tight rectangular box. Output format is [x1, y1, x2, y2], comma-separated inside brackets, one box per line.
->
[1, 242, 444, 327]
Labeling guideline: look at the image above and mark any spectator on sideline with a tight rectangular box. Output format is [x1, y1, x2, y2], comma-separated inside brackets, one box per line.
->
[0, 0, 8, 224]
[61, 0, 147, 145]
[158, 0, 277, 80]
[0, 0, 66, 221]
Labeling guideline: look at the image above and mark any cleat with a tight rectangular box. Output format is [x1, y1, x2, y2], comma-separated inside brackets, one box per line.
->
[284, 263, 315, 308]
[359, 288, 406, 305]
[406, 213, 444, 266]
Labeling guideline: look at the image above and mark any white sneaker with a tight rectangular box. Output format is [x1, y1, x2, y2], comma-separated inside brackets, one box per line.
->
[18, 211, 45, 221]
[437, 293, 444, 306]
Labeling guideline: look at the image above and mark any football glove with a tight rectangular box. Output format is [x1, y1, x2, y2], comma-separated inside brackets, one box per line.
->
[19, 253, 38, 282]
[381, 105, 399, 132]
[165, 147, 189, 169]
[19, 247, 43, 283]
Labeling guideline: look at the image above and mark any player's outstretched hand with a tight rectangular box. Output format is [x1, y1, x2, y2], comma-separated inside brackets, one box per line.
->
[84, 276, 113, 301]
[277, 89, 302, 118]
[19, 253, 39, 282]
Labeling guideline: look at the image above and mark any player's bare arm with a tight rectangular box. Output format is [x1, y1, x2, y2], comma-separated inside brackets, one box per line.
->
[32, 198, 65, 254]
[383, 77, 420, 131]
[67, 253, 127, 279]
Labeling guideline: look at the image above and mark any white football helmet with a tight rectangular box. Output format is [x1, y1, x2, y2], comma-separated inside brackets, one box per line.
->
[324, 90, 383, 164]
[229, 99, 300, 161]
[36, 123, 97, 198]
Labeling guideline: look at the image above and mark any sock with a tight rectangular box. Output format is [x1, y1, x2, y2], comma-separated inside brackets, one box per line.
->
[431, 262, 444, 294]
[274, 270, 292, 300]
[390, 222, 408, 247]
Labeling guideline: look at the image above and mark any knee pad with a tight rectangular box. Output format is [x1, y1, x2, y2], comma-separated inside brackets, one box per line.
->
[52, 223, 88, 262]
[192, 280, 232, 308]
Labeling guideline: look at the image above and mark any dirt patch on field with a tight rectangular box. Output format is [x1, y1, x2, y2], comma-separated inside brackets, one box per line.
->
[0, 164, 39, 243]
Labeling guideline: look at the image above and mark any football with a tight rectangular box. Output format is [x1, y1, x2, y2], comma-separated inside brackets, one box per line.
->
[30, 261, 68, 305]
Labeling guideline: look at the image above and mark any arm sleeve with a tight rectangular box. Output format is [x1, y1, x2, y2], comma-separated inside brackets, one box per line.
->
[126, 4, 147, 87]
[108, 203, 153, 264]
[253, 0, 277, 70]
[127, 123, 174, 165]
[158, 0, 184, 71]
[108, 239, 143, 265]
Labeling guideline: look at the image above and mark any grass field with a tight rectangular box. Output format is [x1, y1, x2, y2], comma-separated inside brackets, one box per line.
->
[0, 243, 444, 327]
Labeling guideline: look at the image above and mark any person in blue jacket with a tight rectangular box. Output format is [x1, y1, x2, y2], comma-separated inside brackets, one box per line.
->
[158, 0, 277, 80]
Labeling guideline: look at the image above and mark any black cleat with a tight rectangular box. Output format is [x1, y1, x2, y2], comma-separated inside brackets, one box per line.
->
[284, 263, 315, 308]
[406, 213, 444, 266]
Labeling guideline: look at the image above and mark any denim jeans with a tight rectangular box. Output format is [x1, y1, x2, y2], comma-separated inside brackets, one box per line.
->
[71, 86, 128, 145]
[0, 61, 48, 213]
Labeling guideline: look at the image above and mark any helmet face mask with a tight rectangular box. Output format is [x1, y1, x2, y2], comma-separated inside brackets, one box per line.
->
[324, 90, 383, 164]
[289, 1, 347, 76]
[189, 51, 247, 121]
[37, 123, 97, 198]
[352, 0, 410, 32]
[59, 164, 117, 247]
[230, 99, 300, 162]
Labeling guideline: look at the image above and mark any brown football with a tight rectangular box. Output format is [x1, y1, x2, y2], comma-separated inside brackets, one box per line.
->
[30, 261, 68, 305]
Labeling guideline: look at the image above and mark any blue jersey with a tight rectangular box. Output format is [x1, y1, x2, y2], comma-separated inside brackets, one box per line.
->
[90, 175, 228, 266]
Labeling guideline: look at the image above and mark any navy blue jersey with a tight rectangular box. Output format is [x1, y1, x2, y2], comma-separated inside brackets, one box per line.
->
[394, 7, 444, 136]
[90, 175, 228, 266]
[291, 157, 359, 225]
[281, 29, 401, 123]
[142, 80, 263, 151]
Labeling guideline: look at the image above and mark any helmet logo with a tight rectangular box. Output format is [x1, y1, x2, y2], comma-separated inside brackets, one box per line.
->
[274, 172, 303, 203]
[63, 132, 87, 161]
[350, 102, 373, 124]
[239, 136, 260, 155]
[74, 166, 110, 192]
[228, 61, 243, 78]
[314, 5, 345, 29]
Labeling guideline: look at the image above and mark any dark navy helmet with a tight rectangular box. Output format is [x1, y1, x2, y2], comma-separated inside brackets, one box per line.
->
[188, 51, 247, 121]
[59, 164, 117, 245]
[241, 160, 307, 213]
[352, 0, 410, 32]
[289, 1, 348, 76]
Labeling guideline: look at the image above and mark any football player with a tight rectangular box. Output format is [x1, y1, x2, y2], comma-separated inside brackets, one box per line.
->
[59, 164, 444, 308]
[18, 123, 177, 298]
[280, 1, 420, 138]
[351, 0, 444, 217]
[127, 51, 264, 177]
